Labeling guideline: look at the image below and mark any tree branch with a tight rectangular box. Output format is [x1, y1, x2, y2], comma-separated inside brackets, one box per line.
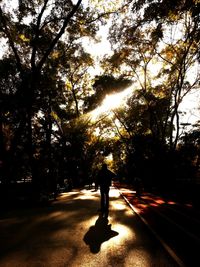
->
[37, 0, 82, 70]
[0, 7, 23, 74]
[31, 0, 49, 69]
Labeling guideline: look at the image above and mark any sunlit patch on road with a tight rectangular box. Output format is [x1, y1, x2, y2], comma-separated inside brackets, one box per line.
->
[111, 202, 126, 210]
[167, 201, 175, 205]
[119, 188, 136, 194]
[109, 223, 135, 243]
[124, 249, 151, 267]
[0, 186, 182, 267]
[141, 195, 165, 205]
[74, 194, 97, 200]
[155, 199, 165, 204]
[134, 203, 149, 214]
[60, 191, 80, 197]
[47, 211, 65, 218]
[185, 203, 193, 208]
[109, 187, 121, 197]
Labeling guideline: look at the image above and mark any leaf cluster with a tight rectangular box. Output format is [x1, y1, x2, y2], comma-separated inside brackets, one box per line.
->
[84, 74, 132, 111]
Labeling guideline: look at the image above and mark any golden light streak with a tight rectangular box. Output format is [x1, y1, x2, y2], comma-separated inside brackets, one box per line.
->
[89, 86, 134, 121]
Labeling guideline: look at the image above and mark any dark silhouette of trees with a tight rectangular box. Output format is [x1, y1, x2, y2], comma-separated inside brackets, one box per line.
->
[100, 0, 200, 200]
[84, 74, 132, 111]
[0, 0, 120, 202]
[0, 0, 199, 207]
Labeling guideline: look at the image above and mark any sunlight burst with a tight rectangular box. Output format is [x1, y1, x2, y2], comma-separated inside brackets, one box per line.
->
[90, 86, 134, 121]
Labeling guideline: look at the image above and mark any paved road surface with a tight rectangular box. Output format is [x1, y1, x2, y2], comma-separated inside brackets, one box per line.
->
[0, 187, 179, 267]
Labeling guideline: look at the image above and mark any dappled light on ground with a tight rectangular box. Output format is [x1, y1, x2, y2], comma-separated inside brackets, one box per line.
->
[118, 188, 136, 194]
[0, 187, 179, 267]
[115, 183, 183, 215]
[74, 194, 97, 200]
[133, 203, 149, 214]
[111, 202, 126, 210]
[141, 195, 166, 205]
[109, 223, 134, 243]
[167, 201, 176, 205]
[109, 186, 122, 197]
[60, 191, 80, 197]
[124, 249, 152, 267]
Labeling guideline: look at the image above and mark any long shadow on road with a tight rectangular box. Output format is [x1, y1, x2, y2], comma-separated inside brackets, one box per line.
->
[83, 214, 119, 253]
[0, 187, 180, 267]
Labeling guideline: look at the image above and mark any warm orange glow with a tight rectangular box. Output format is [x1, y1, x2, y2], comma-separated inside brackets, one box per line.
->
[120, 189, 135, 194]
[135, 203, 149, 214]
[138, 203, 148, 209]
[185, 203, 193, 208]
[141, 195, 153, 200]
[167, 201, 176, 205]
[111, 203, 126, 210]
[155, 199, 165, 204]
[150, 203, 159, 207]
[141, 195, 165, 205]
[90, 86, 134, 120]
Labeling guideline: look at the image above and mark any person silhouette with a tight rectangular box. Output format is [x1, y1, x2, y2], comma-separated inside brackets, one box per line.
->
[97, 163, 115, 215]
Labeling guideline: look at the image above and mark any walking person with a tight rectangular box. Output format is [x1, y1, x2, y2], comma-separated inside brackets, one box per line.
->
[97, 163, 115, 216]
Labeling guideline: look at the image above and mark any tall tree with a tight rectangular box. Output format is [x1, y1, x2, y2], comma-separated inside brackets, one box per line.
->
[106, 0, 200, 150]
[0, 0, 103, 186]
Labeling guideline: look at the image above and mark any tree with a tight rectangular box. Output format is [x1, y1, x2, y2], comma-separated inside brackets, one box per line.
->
[107, 0, 200, 150]
[91, 1, 199, 188]
[0, 0, 112, 188]
[84, 74, 132, 111]
[65, 49, 94, 117]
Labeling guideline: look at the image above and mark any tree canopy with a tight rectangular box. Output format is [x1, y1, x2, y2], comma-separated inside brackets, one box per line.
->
[0, 0, 199, 205]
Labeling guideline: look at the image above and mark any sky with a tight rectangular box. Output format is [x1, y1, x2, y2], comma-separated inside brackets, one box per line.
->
[179, 89, 200, 126]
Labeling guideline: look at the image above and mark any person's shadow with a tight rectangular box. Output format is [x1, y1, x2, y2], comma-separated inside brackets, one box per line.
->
[83, 214, 119, 253]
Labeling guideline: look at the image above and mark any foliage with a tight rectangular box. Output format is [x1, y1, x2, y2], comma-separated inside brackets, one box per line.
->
[0, 0, 200, 202]
[0, 0, 115, 191]
[84, 74, 132, 111]
[99, 0, 200, 187]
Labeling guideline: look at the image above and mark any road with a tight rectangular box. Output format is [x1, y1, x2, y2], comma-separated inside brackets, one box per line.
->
[0, 186, 179, 267]
[115, 183, 200, 267]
